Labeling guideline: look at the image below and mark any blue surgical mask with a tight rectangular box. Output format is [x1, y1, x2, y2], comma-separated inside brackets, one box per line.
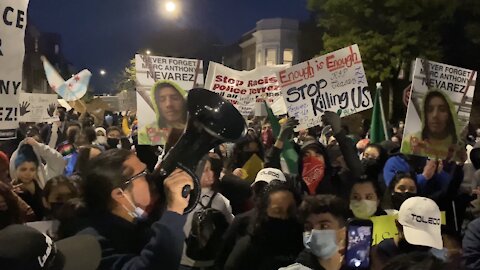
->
[430, 248, 448, 262]
[303, 229, 338, 259]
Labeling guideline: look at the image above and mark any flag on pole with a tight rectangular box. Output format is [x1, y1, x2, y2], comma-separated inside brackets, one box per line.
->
[265, 102, 299, 175]
[370, 84, 389, 143]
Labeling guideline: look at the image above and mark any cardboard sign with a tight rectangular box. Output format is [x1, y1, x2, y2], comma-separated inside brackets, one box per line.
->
[278, 45, 372, 131]
[401, 58, 476, 161]
[0, 0, 30, 139]
[135, 54, 203, 145]
[204, 62, 288, 116]
[18, 93, 59, 123]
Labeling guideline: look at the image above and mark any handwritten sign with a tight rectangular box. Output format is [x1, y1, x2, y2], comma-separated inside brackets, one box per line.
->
[18, 93, 59, 123]
[401, 58, 476, 161]
[0, 0, 29, 139]
[204, 62, 288, 116]
[278, 45, 372, 131]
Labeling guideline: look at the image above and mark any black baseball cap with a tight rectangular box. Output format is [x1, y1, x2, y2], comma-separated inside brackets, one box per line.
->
[0, 225, 101, 270]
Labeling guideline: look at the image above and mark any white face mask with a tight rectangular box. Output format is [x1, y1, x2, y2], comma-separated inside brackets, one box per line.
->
[303, 229, 338, 259]
[350, 199, 377, 219]
[120, 190, 146, 220]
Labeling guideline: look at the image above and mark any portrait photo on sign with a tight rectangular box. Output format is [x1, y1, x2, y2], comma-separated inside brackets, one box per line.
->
[401, 58, 477, 161]
[135, 54, 203, 145]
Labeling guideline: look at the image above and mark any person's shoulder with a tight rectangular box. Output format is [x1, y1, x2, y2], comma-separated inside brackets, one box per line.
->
[279, 263, 314, 270]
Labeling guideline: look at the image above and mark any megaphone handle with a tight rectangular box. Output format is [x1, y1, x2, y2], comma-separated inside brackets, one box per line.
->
[182, 185, 191, 198]
[175, 163, 197, 199]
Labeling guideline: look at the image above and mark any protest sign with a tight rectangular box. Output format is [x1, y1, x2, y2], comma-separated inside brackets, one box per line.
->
[204, 62, 288, 116]
[135, 54, 203, 145]
[18, 93, 59, 123]
[0, 0, 29, 140]
[401, 58, 477, 161]
[278, 45, 372, 131]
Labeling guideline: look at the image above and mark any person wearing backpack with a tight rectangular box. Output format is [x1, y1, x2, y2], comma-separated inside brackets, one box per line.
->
[180, 153, 234, 270]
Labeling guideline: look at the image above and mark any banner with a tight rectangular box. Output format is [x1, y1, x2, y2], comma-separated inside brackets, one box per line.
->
[204, 62, 288, 116]
[135, 54, 203, 145]
[18, 93, 59, 123]
[0, 0, 30, 140]
[278, 44, 372, 131]
[401, 58, 477, 161]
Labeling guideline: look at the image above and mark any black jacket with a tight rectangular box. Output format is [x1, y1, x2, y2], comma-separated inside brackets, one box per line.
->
[296, 249, 325, 270]
[80, 211, 186, 270]
[224, 218, 303, 270]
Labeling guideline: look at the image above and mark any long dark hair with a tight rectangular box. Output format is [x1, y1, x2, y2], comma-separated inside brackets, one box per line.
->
[251, 181, 298, 236]
[422, 91, 457, 143]
[74, 145, 103, 178]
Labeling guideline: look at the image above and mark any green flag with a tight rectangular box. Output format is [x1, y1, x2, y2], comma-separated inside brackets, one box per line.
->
[370, 87, 388, 143]
[265, 102, 298, 175]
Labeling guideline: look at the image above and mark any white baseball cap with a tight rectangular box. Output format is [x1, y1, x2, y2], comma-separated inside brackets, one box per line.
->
[398, 197, 443, 249]
[252, 168, 286, 186]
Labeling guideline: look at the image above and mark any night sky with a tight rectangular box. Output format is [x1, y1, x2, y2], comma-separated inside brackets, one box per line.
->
[28, 0, 310, 93]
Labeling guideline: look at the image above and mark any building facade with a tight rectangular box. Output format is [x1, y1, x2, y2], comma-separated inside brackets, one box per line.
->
[224, 18, 299, 71]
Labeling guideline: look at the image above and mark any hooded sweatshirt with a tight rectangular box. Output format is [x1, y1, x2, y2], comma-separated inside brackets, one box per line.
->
[9, 140, 66, 188]
[138, 80, 187, 145]
[401, 89, 462, 161]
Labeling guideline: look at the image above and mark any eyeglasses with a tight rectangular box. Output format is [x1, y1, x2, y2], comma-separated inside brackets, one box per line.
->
[123, 169, 148, 187]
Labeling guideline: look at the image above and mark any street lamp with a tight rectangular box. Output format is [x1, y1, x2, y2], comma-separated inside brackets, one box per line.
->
[165, 1, 176, 13]
[146, 50, 151, 55]
[160, 0, 180, 18]
[100, 69, 106, 76]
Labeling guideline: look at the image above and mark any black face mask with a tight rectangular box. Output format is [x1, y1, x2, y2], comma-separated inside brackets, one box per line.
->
[391, 192, 416, 210]
[398, 237, 431, 253]
[49, 202, 65, 219]
[362, 158, 380, 174]
[107, 138, 120, 149]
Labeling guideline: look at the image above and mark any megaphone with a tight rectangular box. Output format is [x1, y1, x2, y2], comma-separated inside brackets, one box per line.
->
[153, 88, 247, 213]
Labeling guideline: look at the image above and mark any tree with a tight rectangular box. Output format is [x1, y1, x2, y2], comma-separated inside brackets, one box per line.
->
[112, 58, 136, 93]
[307, 0, 457, 120]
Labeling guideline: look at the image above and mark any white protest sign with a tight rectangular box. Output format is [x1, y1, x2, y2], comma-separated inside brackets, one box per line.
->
[204, 62, 288, 116]
[278, 44, 372, 131]
[0, 0, 29, 139]
[401, 58, 476, 161]
[135, 54, 203, 145]
[18, 93, 59, 123]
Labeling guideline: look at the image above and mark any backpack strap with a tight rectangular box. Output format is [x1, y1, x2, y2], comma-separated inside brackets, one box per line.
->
[199, 191, 218, 209]
[206, 191, 218, 208]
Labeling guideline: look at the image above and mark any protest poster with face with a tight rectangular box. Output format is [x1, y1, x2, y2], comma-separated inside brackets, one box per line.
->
[135, 54, 203, 145]
[0, 0, 29, 140]
[18, 93, 59, 123]
[204, 62, 288, 116]
[278, 44, 372, 131]
[401, 58, 477, 161]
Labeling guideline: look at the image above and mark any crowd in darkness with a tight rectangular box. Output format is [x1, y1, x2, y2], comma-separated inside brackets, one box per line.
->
[1, 99, 480, 270]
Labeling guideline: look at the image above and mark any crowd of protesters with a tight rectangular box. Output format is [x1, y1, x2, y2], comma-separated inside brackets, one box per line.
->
[0, 103, 480, 270]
